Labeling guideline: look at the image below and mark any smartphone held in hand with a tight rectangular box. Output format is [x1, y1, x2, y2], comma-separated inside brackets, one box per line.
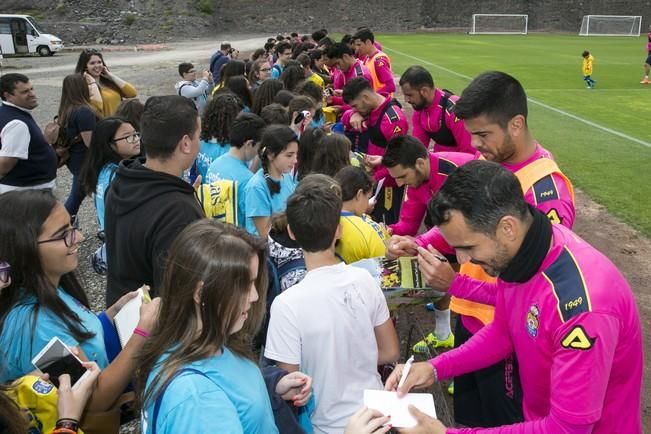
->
[32, 336, 90, 389]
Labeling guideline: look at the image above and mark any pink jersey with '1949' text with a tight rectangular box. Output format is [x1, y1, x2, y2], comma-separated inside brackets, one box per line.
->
[435, 224, 643, 434]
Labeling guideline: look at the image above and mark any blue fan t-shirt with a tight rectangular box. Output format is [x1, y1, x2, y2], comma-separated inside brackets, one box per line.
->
[196, 139, 229, 181]
[0, 288, 108, 383]
[206, 153, 254, 226]
[141, 347, 278, 434]
[245, 170, 296, 236]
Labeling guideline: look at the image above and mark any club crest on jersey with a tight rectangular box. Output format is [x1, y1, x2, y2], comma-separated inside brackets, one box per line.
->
[526, 304, 540, 338]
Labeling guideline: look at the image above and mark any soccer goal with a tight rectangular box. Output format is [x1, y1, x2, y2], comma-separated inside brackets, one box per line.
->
[469, 14, 528, 35]
[579, 15, 642, 36]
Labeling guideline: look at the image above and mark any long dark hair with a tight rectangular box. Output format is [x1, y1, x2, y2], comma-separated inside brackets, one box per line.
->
[259, 125, 298, 195]
[57, 73, 99, 129]
[217, 59, 246, 87]
[79, 117, 129, 197]
[115, 98, 144, 132]
[252, 79, 284, 115]
[201, 92, 243, 143]
[0, 190, 94, 345]
[312, 133, 351, 178]
[297, 127, 326, 181]
[280, 65, 305, 92]
[135, 220, 267, 408]
[74, 49, 123, 96]
[225, 76, 253, 108]
[0, 383, 27, 434]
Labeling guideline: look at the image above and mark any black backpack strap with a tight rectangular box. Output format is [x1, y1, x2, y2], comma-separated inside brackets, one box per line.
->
[353, 63, 364, 77]
[427, 91, 457, 147]
[177, 83, 196, 100]
[368, 98, 402, 148]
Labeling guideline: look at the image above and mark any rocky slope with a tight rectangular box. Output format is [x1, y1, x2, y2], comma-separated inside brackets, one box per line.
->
[3, 0, 649, 45]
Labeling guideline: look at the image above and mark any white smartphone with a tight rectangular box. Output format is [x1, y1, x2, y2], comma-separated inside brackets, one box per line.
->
[31, 336, 90, 389]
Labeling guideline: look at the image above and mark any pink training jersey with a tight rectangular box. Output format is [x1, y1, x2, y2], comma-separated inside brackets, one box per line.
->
[415, 143, 575, 251]
[331, 67, 345, 91]
[389, 152, 476, 236]
[330, 60, 372, 108]
[342, 97, 408, 186]
[412, 89, 477, 155]
[434, 223, 643, 433]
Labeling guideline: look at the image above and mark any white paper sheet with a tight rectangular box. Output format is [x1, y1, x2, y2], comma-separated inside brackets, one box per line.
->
[363, 389, 437, 428]
[113, 288, 143, 348]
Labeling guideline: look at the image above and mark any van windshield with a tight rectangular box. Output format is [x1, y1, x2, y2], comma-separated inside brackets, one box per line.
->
[25, 16, 43, 33]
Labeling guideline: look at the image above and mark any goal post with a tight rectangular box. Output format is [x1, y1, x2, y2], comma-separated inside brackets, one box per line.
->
[469, 14, 528, 35]
[579, 15, 642, 36]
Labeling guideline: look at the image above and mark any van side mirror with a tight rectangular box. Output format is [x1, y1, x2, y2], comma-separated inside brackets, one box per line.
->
[31, 29, 37, 37]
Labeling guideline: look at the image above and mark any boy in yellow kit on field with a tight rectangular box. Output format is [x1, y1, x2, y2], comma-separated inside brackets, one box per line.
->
[582, 50, 596, 89]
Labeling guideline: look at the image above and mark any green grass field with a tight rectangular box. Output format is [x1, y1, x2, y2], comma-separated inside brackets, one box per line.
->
[377, 33, 651, 235]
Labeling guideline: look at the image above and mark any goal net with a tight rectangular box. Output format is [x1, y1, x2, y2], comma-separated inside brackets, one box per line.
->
[470, 14, 528, 35]
[579, 15, 642, 36]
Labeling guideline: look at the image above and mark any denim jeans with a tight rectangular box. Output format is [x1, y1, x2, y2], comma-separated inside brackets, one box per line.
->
[64, 143, 87, 216]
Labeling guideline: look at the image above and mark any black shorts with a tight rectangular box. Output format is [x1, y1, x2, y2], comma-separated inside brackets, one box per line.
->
[452, 316, 524, 427]
[646, 54, 651, 65]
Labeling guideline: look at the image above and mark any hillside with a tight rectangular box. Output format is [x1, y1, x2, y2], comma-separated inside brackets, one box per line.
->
[3, 0, 649, 45]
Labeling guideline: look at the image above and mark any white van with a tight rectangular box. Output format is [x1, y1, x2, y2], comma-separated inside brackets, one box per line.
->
[0, 15, 63, 57]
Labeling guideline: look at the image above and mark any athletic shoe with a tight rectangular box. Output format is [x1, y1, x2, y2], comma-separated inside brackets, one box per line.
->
[640, 78, 650, 84]
[447, 381, 454, 395]
[412, 332, 455, 353]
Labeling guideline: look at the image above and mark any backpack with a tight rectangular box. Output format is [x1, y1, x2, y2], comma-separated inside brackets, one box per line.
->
[44, 116, 73, 168]
[196, 179, 239, 225]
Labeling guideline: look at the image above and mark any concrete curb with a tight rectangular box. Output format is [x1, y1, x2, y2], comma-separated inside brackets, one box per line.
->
[62, 44, 170, 52]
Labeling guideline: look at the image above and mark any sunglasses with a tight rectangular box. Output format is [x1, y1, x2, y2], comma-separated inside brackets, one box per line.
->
[0, 262, 9, 284]
[37, 215, 81, 248]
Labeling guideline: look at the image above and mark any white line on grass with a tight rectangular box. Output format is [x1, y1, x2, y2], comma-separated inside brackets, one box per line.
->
[383, 46, 651, 149]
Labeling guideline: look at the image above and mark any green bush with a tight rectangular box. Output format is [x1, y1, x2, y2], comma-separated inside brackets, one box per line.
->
[123, 14, 136, 26]
[194, 0, 214, 15]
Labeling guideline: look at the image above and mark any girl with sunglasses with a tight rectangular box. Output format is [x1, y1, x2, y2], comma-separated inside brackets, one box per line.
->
[0, 189, 160, 412]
